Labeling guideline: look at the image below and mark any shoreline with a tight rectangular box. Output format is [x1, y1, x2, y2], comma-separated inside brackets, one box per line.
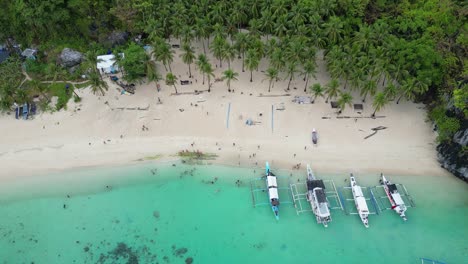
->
[0, 133, 450, 183]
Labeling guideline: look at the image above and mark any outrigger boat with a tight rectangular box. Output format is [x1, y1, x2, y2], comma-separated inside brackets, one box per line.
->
[306, 165, 331, 227]
[265, 162, 280, 220]
[350, 174, 369, 228]
[380, 174, 407, 221]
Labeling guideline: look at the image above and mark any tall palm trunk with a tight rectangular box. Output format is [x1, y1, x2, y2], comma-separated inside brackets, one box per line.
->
[207, 75, 211, 92]
[269, 80, 273, 92]
[362, 92, 368, 102]
[287, 75, 293, 89]
[396, 95, 403, 104]
[250, 70, 253, 82]
[202, 40, 206, 54]
[173, 84, 178, 94]
[168, 63, 172, 73]
[188, 64, 192, 78]
[344, 79, 348, 89]
[242, 52, 245, 72]
[304, 75, 309, 92]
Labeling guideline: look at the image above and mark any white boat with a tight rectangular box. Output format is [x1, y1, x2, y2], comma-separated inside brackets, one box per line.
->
[380, 174, 407, 221]
[306, 165, 331, 227]
[350, 174, 369, 228]
[265, 162, 280, 220]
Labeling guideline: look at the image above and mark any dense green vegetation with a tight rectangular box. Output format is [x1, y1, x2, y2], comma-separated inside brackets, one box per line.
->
[0, 0, 466, 141]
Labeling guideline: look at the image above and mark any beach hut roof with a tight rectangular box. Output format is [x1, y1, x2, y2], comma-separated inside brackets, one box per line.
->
[97, 53, 124, 72]
[21, 48, 37, 58]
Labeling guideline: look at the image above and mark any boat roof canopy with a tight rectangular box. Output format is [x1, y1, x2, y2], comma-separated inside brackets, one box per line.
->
[307, 179, 325, 190]
[267, 176, 277, 188]
[269, 188, 279, 199]
[391, 193, 405, 205]
[388, 183, 398, 193]
[353, 186, 364, 197]
[356, 197, 369, 211]
[315, 188, 327, 203]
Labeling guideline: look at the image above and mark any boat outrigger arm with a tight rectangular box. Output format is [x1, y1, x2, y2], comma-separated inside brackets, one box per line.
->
[266, 162, 280, 220]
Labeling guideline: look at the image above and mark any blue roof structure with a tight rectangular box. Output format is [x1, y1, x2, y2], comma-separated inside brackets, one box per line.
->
[0, 50, 9, 63]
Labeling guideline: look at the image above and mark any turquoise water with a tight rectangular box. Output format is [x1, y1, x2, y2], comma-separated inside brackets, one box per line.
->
[0, 163, 467, 264]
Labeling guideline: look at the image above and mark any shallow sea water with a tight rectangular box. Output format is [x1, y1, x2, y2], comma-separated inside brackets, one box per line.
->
[0, 163, 467, 264]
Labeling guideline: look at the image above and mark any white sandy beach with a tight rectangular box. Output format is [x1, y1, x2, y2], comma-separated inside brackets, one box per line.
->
[0, 42, 450, 182]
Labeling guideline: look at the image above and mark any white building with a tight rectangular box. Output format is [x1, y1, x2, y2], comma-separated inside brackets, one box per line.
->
[97, 53, 124, 74]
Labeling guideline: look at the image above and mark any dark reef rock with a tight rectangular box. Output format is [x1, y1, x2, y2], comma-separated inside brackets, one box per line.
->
[185, 257, 193, 264]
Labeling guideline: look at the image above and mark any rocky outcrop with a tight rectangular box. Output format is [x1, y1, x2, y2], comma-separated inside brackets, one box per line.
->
[436, 99, 468, 181]
[59, 48, 83, 68]
[437, 135, 467, 181]
[104, 31, 129, 47]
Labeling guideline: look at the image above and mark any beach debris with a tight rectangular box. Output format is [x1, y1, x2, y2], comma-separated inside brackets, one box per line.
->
[364, 126, 388, 139]
[258, 94, 291, 97]
[276, 103, 286, 110]
[292, 96, 312, 104]
[354, 104, 364, 111]
[179, 108, 184, 112]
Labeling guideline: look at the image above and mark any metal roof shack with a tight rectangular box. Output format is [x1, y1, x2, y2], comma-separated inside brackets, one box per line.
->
[21, 48, 37, 59]
[0, 50, 9, 64]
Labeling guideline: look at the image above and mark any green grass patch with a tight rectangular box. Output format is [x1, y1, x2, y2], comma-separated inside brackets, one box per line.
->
[44, 82, 74, 110]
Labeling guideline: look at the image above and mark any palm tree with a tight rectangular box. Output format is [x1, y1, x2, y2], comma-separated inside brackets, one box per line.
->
[223, 44, 237, 69]
[29, 80, 49, 101]
[302, 60, 317, 92]
[325, 79, 340, 103]
[165, 72, 178, 94]
[194, 18, 210, 54]
[270, 48, 285, 72]
[396, 78, 416, 104]
[323, 16, 344, 45]
[202, 62, 215, 92]
[384, 83, 397, 101]
[245, 49, 259, 82]
[89, 71, 108, 96]
[285, 61, 298, 90]
[196, 54, 208, 85]
[338, 92, 353, 113]
[234, 32, 248, 72]
[310, 83, 324, 103]
[264, 67, 279, 93]
[158, 42, 174, 72]
[145, 55, 162, 89]
[222, 69, 239, 92]
[360, 80, 377, 102]
[84, 48, 102, 72]
[372, 92, 388, 117]
[180, 43, 196, 78]
[211, 35, 227, 67]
